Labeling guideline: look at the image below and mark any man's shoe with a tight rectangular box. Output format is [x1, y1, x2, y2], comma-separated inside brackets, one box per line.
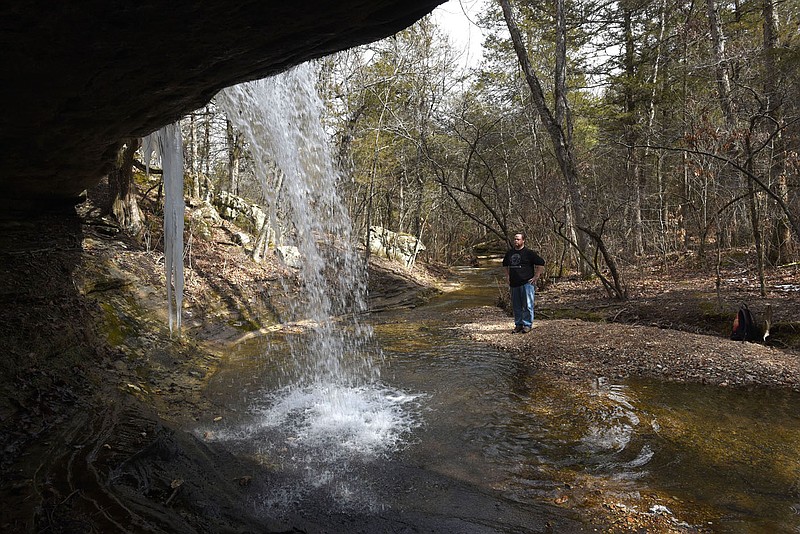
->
[521, 326, 531, 333]
[512, 325, 524, 334]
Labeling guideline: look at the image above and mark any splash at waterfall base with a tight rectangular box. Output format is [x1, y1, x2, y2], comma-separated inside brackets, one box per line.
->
[2, 190, 800, 531]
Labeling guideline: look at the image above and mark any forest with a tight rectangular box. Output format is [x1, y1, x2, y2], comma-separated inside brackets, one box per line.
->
[108, 0, 800, 301]
[3, 1, 800, 532]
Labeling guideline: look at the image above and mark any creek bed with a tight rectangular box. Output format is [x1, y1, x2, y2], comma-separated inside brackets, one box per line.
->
[201, 266, 800, 532]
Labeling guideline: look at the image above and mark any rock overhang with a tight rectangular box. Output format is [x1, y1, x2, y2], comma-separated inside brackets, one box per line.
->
[0, 0, 444, 209]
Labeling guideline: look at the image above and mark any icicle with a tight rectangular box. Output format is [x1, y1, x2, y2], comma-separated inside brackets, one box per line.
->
[142, 122, 185, 335]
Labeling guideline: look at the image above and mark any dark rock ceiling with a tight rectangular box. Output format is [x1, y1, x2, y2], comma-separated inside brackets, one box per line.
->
[0, 0, 444, 209]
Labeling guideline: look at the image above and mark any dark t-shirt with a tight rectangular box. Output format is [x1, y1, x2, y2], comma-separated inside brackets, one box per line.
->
[502, 247, 545, 287]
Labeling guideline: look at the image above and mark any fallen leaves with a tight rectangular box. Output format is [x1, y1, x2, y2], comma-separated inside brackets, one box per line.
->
[458, 307, 800, 391]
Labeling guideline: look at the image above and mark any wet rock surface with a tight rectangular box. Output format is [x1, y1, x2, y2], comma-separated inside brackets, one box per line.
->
[0, 193, 448, 533]
[6, 399, 291, 533]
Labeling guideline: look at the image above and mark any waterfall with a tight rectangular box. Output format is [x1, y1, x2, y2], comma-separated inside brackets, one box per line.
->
[207, 64, 421, 513]
[142, 67, 419, 504]
[216, 63, 375, 386]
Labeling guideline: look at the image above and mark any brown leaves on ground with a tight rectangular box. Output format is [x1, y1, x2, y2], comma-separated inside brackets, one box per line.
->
[456, 306, 800, 391]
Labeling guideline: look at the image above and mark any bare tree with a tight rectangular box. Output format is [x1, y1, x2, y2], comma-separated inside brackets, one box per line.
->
[499, 0, 590, 263]
[499, 0, 626, 297]
[188, 112, 200, 198]
[227, 119, 244, 195]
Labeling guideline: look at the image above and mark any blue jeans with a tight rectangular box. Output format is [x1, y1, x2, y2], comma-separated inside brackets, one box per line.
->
[510, 283, 535, 327]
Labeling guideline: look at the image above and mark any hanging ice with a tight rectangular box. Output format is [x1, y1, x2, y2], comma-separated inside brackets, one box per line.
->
[142, 123, 185, 335]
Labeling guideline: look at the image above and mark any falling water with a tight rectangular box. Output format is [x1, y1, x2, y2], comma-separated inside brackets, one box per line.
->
[211, 64, 421, 512]
[217, 64, 374, 386]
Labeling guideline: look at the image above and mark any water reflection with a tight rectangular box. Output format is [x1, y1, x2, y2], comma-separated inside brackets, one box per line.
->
[376, 266, 800, 531]
[632, 379, 800, 531]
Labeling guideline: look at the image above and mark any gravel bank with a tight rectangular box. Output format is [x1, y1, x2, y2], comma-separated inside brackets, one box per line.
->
[455, 306, 800, 391]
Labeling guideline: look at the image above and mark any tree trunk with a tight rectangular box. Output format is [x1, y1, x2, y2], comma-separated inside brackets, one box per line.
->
[622, 6, 645, 256]
[762, 0, 793, 263]
[744, 131, 766, 295]
[227, 119, 242, 195]
[500, 0, 593, 276]
[189, 113, 200, 198]
[108, 138, 144, 236]
[203, 105, 211, 178]
[706, 0, 735, 129]
[364, 80, 395, 262]
[251, 218, 271, 262]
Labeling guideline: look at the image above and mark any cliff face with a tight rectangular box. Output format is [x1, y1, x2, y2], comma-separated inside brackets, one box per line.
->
[0, 0, 443, 208]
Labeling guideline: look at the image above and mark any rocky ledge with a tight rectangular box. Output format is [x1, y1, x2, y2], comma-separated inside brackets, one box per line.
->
[0, 0, 443, 207]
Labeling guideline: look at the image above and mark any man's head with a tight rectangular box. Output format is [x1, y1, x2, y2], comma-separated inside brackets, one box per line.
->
[513, 232, 526, 250]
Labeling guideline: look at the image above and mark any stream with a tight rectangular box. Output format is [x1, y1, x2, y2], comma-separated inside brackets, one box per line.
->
[202, 266, 800, 533]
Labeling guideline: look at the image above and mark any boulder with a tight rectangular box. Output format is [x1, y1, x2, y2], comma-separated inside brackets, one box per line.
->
[369, 226, 426, 267]
[276, 245, 302, 269]
[189, 201, 223, 240]
[233, 232, 252, 247]
[213, 191, 266, 235]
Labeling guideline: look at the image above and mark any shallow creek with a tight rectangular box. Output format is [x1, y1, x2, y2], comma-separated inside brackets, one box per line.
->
[202, 266, 800, 532]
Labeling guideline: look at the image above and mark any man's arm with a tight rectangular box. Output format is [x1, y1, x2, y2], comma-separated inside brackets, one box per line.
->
[531, 264, 544, 283]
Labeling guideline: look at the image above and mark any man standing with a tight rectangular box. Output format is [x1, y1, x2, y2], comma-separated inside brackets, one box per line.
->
[502, 232, 545, 334]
